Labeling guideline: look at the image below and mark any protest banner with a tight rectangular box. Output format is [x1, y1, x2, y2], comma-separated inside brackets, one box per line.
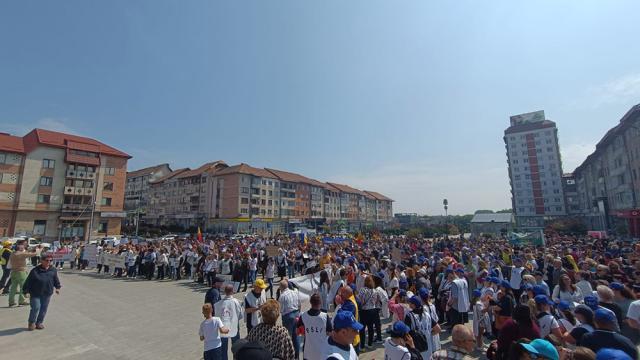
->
[50, 250, 73, 262]
[102, 253, 126, 269]
[83, 244, 98, 268]
[290, 270, 323, 302]
[266, 245, 279, 257]
[217, 274, 240, 292]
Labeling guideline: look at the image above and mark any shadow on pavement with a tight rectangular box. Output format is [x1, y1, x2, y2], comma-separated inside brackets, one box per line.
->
[0, 327, 28, 336]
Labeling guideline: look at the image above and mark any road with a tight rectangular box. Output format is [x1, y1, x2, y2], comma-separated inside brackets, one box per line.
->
[0, 269, 474, 360]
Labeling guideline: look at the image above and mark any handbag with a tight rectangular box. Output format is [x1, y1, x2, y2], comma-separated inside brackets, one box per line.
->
[408, 313, 429, 352]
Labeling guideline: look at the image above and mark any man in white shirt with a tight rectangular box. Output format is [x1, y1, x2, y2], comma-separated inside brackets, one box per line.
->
[298, 294, 332, 360]
[448, 268, 470, 326]
[244, 279, 267, 332]
[215, 284, 243, 360]
[384, 321, 413, 360]
[510, 257, 526, 299]
[279, 279, 301, 359]
[323, 310, 362, 360]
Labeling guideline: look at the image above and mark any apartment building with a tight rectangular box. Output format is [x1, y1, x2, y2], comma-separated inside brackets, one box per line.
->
[146, 162, 227, 229]
[0, 129, 130, 241]
[140, 160, 394, 233]
[573, 104, 640, 236]
[504, 110, 566, 229]
[124, 163, 172, 224]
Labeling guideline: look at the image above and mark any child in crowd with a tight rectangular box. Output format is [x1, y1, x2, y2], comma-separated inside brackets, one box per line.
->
[199, 303, 230, 360]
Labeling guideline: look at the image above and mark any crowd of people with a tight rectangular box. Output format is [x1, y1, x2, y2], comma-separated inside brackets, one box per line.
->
[3, 231, 640, 360]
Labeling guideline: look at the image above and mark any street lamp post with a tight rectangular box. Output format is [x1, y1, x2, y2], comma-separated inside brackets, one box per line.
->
[443, 199, 449, 235]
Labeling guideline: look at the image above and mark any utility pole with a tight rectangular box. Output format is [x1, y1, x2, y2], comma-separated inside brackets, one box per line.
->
[87, 190, 96, 243]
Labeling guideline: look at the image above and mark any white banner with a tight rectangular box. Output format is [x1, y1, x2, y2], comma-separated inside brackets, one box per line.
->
[83, 244, 98, 268]
[289, 268, 332, 302]
[103, 253, 126, 269]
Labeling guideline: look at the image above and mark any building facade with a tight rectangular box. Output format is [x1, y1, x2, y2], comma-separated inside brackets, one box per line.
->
[124, 163, 172, 226]
[0, 129, 130, 242]
[143, 161, 394, 234]
[504, 110, 566, 229]
[573, 104, 640, 236]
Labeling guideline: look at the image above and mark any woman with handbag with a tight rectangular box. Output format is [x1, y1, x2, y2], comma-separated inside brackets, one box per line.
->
[404, 296, 440, 360]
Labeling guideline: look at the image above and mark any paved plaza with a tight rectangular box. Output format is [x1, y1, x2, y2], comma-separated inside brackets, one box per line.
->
[0, 269, 472, 360]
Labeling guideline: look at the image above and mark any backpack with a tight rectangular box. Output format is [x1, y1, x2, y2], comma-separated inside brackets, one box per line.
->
[408, 312, 429, 352]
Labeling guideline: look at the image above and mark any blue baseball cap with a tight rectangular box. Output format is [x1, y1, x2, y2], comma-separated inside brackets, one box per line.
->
[532, 285, 547, 296]
[377, 271, 386, 279]
[333, 310, 364, 331]
[388, 321, 411, 337]
[534, 295, 554, 306]
[557, 300, 571, 311]
[399, 279, 408, 289]
[408, 295, 422, 308]
[455, 268, 465, 274]
[398, 289, 407, 297]
[584, 295, 599, 310]
[594, 308, 617, 323]
[520, 339, 559, 360]
[500, 280, 511, 289]
[418, 287, 430, 299]
[473, 289, 482, 298]
[596, 348, 632, 360]
[489, 277, 500, 284]
[610, 282, 624, 291]
[523, 284, 533, 291]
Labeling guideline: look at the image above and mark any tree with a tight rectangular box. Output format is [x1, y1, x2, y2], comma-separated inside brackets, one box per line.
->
[474, 210, 494, 214]
[496, 209, 513, 213]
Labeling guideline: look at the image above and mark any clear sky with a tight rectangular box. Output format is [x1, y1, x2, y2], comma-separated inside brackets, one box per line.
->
[2, 1, 640, 215]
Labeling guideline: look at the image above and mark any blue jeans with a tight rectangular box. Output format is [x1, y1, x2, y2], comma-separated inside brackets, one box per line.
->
[287, 264, 295, 279]
[220, 332, 240, 360]
[282, 310, 300, 358]
[204, 346, 222, 360]
[29, 295, 52, 325]
[248, 270, 257, 284]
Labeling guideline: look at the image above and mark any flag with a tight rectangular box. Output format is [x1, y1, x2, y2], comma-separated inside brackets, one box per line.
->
[299, 232, 308, 246]
[197, 227, 203, 242]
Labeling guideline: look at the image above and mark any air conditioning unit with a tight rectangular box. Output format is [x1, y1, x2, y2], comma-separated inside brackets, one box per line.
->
[66, 170, 75, 177]
[64, 186, 74, 193]
[77, 171, 86, 178]
[75, 188, 84, 194]
[86, 172, 96, 179]
[86, 189, 93, 195]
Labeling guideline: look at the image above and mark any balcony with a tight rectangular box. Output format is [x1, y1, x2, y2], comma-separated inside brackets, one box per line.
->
[66, 170, 96, 179]
[61, 203, 90, 212]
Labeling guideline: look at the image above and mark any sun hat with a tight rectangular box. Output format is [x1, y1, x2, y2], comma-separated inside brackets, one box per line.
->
[520, 339, 559, 360]
[253, 279, 268, 289]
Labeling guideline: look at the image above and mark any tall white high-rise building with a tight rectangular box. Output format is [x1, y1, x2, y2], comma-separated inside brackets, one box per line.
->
[504, 111, 566, 228]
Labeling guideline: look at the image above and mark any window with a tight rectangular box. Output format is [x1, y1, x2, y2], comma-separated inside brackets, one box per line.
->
[39, 176, 53, 187]
[33, 220, 46, 235]
[0, 154, 5, 164]
[42, 159, 55, 169]
[240, 197, 249, 204]
[104, 167, 115, 176]
[98, 222, 108, 233]
[241, 187, 249, 194]
[101, 197, 112, 206]
[103, 182, 114, 191]
[240, 208, 248, 214]
[37, 194, 50, 203]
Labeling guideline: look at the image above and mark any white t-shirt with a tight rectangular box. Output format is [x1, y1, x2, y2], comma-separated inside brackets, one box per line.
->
[510, 267, 524, 290]
[383, 338, 411, 360]
[626, 300, 640, 322]
[537, 312, 559, 338]
[199, 317, 224, 351]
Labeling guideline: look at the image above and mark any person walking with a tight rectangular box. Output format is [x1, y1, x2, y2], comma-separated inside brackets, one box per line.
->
[0, 240, 13, 294]
[8, 240, 36, 307]
[22, 253, 61, 330]
[245, 279, 268, 332]
[278, 279, 301, 359]
[214, 284, 243, 360]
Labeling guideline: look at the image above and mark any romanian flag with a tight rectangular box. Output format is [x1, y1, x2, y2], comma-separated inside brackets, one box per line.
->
[197, 227, 203, 242]
[299, 233, 308, 246]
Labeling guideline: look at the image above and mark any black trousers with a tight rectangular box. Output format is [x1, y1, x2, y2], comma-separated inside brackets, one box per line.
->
[146, 263, 155, 280]
[157, 265, 165, 280]
[359, 309, 379, 347]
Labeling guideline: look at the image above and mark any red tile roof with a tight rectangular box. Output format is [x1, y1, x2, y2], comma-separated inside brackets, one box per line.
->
[364, 191, 394, 202]
[265, 168, 315, 184]
[127, 163, 172, 179]
[216, 163, 274, 178]
[149, 168, 189, 184]
[24, 128, 130, 158]
[326, 182, 364, 195]
[0, 133, 25, 153]
[175, 161, 227, 179]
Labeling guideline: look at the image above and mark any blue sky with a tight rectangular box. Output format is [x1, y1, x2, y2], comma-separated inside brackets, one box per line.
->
[2, 1, 640, 214]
